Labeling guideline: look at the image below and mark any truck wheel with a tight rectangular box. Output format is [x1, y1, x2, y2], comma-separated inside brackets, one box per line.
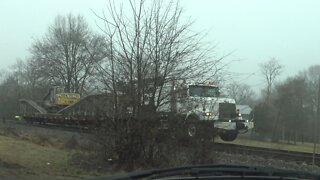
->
[186, 116, 214, 141]
[219, 130, 238, 141]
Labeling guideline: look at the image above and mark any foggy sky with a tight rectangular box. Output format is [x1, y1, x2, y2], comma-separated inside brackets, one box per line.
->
[1, 0, 320, 92]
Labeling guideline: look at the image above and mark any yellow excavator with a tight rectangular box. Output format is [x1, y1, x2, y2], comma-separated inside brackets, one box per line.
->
[18, 84, 109, 126]
[43, 85, 80, 110]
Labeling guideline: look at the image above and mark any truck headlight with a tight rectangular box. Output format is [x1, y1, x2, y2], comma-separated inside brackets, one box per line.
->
[205, 112, 213, 116]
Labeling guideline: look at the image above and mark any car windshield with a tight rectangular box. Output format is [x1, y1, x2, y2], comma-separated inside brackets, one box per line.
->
[1, 0, 320, 179]
[189, 85, 218, 97]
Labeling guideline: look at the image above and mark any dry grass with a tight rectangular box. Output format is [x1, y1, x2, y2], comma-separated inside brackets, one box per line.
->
[0, 135, 71, 174]
[0, 134, 101, 179]
[0, 125, 109, 179]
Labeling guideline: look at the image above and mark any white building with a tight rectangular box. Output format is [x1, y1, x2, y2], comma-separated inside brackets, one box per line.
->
[236, 105, 253, 120]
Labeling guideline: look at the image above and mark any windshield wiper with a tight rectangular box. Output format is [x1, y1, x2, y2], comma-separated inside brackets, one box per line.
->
[92, 164, 320, 180]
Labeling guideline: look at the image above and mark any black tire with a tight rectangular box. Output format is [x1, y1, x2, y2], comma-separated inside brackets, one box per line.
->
[185, 115, 215, 141]
[27, 120, 33, 124]
[219, 130, 238, 141]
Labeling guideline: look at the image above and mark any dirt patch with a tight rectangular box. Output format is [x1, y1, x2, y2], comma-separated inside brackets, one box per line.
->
[0, 160, 24, 170]
[0, 127, 19, 138]
[0, 160, 35, 180]
[63, 136, 79, 150]
[0, 120, 89, 149]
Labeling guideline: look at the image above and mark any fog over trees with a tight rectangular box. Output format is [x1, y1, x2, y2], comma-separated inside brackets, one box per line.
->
[253, 62, 320, 144]
[0, 0, 320, 170]
[0, 0, 231, 168]
[30, 14, 107, 94]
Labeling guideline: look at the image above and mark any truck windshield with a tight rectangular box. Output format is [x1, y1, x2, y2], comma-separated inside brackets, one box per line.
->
[189, 85, 219, 97]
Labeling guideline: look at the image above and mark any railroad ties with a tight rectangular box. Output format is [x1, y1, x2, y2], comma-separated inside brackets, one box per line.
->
[213, 142, 320, 166]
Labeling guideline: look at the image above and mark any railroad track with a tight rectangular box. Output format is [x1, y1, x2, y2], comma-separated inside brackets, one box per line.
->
[26, 122, 90, 133]
[213, 142, 320, 166]
[1, 119, 89, 134]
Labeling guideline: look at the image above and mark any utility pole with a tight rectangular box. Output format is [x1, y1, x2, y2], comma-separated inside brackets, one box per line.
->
[312, 76, 320, 170]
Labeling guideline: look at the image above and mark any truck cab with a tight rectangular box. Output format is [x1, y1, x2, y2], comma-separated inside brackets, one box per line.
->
[173, 81, 254, 141]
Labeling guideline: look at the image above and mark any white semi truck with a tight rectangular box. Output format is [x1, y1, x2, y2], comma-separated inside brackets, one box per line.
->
[158, 81, 254, 141]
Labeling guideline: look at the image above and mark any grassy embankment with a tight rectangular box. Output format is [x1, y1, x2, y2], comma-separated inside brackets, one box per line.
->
[0, 129, 99, 179]
[1, 126, 319, 179]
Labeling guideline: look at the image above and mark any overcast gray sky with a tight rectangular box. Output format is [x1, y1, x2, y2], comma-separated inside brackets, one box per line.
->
[1, 0, 320, 92]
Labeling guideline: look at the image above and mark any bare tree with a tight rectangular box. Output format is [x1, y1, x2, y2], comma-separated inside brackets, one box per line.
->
[91, 0, 230, 168]
[11, 58, 50, 99]
[30, 14, 107, 93]
[301, 65, 320, 145]
[260, 58, 283, 103]
[226, 82, 255, 105]
[96, 0, 227, 117]
[255, 65, 320, 143]
[274, 76, 308, 143]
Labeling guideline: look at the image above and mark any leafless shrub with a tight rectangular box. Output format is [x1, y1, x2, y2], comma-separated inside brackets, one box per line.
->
[87, 113, 215, 171]
[88, 0, 229, 171]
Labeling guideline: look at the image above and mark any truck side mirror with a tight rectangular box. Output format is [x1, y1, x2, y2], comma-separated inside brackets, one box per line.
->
[177, 87, 188, 98]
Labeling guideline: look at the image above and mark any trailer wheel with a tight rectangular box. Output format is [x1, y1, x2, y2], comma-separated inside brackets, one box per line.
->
[25, 119, 33, 124]
[187, 123, 196, 137]
[186, 115, 198, 137]
[219, 130, 238, 141]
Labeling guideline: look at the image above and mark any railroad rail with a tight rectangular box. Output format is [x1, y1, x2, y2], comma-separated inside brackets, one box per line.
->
[25, 121, 90, 133]
[213, 142, 320, 166]
[1, 119, 89, 134]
